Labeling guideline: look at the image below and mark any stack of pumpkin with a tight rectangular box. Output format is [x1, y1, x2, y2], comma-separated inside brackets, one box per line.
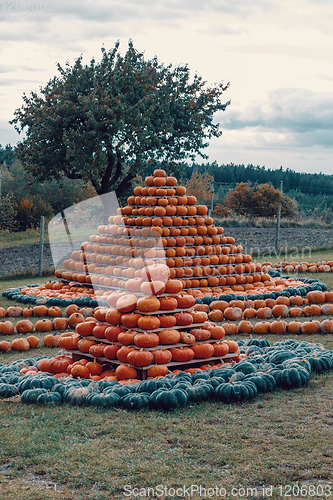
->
[53, 169, 306, 302]
[61, 262, 241, 379]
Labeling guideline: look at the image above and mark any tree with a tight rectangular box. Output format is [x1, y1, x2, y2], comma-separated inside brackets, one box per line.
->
[224, 182, 298, 218]
[184, 170, 215, 205]
[11, 40, 230, 206]
[0, 144, 15, 168]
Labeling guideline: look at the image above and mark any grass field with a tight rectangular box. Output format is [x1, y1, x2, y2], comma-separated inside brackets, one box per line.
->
[0, 229, 50, 249]
[0, 271, 333, 499]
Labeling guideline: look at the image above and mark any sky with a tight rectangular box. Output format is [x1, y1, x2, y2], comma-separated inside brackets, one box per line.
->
[1, 0, 333, 175]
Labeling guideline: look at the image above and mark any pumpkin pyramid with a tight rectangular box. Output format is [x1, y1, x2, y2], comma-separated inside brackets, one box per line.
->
[41, 168, 308, 379]
[55, 168, 272, 301]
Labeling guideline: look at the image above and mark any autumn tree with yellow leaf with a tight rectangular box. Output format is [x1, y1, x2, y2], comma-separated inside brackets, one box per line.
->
[185, 171, 216, 205]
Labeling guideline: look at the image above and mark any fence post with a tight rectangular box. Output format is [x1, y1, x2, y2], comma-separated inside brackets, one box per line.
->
[275, 181, 283, 253]
[209, 181, 214, 216]
[38, 216, 45, 277]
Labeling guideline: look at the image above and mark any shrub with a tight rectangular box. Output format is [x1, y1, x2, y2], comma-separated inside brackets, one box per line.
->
[0, 193, 16, 230]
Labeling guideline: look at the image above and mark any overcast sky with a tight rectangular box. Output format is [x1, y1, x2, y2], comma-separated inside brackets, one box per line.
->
[1, 0, 333, 175]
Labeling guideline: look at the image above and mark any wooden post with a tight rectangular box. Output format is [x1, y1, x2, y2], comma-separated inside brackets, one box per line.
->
[275, 181, 283, 254]
[38, 216, 45, 277]
[209, 181, 214, 216]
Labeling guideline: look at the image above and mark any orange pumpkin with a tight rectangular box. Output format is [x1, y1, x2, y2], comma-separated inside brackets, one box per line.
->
[0, 341, 11, 352]
[47, 306, 62, 317]
[68, 313, 85, 328]
[35, 319, 53, 332]
[6, 306, 23, 317]
[33, 305, 49, 316]
[147, 365, 169, 377]
[237, 320, 253, 335]
[115, 364, 138, 380]
[0, 320, 15, 335]
[158, 329, 181, 345]
[43, 334, 61, 347]
[11, 338, 30, 351]
[52, 317, 69, 331]
[190, 343, 214, 359]
[27, 335, 40, 348]
[16, 319, 34, 334]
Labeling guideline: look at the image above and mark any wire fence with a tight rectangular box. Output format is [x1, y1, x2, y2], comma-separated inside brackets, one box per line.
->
[1, 213, 333, 280]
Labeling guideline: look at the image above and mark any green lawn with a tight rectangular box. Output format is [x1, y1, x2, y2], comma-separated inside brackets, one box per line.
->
[0, 229, 50, 249]
[0, 275, 332, 499]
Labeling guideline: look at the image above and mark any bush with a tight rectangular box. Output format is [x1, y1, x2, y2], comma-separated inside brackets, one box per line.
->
[0, 193, 16, 230]
[15, 195, 54, 229]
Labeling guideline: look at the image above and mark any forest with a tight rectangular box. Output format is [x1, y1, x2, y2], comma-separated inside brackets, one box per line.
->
[1, 144, 333, 228]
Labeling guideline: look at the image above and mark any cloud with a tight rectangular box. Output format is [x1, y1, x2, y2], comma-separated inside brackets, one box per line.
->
[222, 88, 333, 148]
[0, 0, 278, 42]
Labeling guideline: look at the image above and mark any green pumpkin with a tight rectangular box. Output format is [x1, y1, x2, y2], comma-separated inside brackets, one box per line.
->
[279, 366, 310, 389]
[121, 392, 150, 410]
[186, 382, 214, 403]
[63, 386, 95, 406]
[282, 358, 312, 373]
[6, 374, 20, 385]
[304, 354, 333, 374]
[87, 392, 121, 408]
[191, 371, 211, 382]
[36, 391, 62, 405]
[245, 346, 265, 356]
[156, 378, 174, 389]
[110, 385, 136, 398]
[137, 379, 159, 394]
[268, 350, 298, 365]
[208, 377, 227, 390]
[215, 379, 258, 403]
[174, 381, 192, 392]
[18, 375, 56, 393]
[21, 388, 49, 404]
[0, 383, 19, 398]
[150, 388, 188, 411]
[243, 372, 276, 393]
[51, 383, 68, 396]
[247, 338, 270, 348]
[233, 361, 257, 375]
[91, 380, 118, 392]
[211, 368, 236, 381]
[173, 371, 192, 383]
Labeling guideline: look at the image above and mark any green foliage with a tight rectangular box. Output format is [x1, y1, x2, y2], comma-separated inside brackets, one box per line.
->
[178, 162, 333, 215]
[1, 160, 96, 219]
[11, 40, 230, 198]
[0, 144, 15, 167]
[0, 193, 16, 230]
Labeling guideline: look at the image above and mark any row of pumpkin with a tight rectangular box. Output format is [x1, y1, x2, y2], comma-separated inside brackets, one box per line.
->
[0, 337, 333, 409]
[268, 260, 333, 274]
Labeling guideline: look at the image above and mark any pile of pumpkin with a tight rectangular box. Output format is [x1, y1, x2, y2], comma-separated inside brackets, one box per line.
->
[5, 168, 312, 308]
[0, 337, 332, 410]
[265, 260, 333, 274]
[59, 265, 235, 378]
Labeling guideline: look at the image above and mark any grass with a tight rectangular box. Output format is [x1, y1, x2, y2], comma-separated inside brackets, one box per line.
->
[0, 229, 50, 249]
[0, 277, 333, 499]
